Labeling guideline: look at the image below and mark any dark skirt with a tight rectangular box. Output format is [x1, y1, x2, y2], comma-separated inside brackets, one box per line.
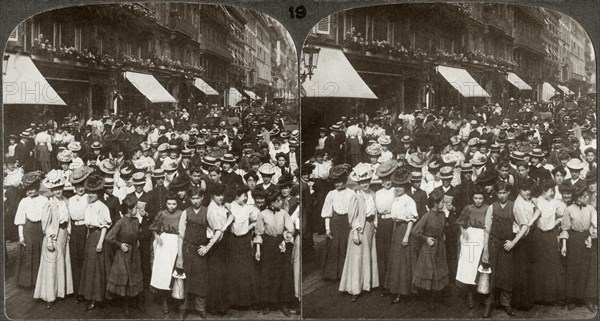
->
[183, 241, 208, 297]
[585, 238, 597, 299]
[225, 232, 258, 307]
[488, 234, 514, 292]
[106, 243, 143, 297]
[323, 212, 350, 280]
[16, 220, 43, 288]
[385, 222, 417, 295]
[206, 234, 228, 314]
[413, 239, 449, 292]
[4, 186, 21, 241]
[69, 224, 87, 295]
[512, 231, 535, 309]
[532, 227, 565, 303]
[258, 234, 290, 304]
[79, 228, 109, 302]
[566, 230, 592, 300]
[376, 218, 394, 285]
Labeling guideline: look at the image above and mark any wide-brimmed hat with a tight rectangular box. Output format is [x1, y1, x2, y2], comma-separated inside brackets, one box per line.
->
[349, 163, 375, 182]
[157, 143, 170, 152]
[376, 160, 398, 178]
[329, 164, 352, 181]
[132, 172, 146, 185]
[43, 170, 66, 189]
[366, 143, 382, 156]
[104, 177, 115, 187]
[391, 168, 411, 185]
[291, 129, 299, 138]
[202, 156, 217, 167]
[428, 160, 441, 171]
[84, 175, 105, 191]
[400, 135, 413, 143]
[151, 168, 165, 179]
[22, 171, 44, 187]
[70, 166, 94, 184]
[377, 135, 391, 145]
[471, 154, 488, 166]
[439, 166, 454, 179]
[450, 136, 461, 146]
[221, 153, 236, 163]
[585, 170, 597, 183]
[490, 144, 501, 152]
[169, 174, 190, 191]
[407, 153, 425, 168]
[280, 131, 290, 139]
[510, 151, 526, 162]
[410, 171, 422, 181]
[276, 173, 294, 187]
[57, 149, 74, 163]
[99, 159, 117, 175]
[91, 141, 102, 150]
[140, 142, 151, 151]
[258, 163, 276, 176]
[67, 141, 82, 152]
[461, 163, 473, 172]
[529, 148, 545, 158]
[161, 161, 179, 172]
[566, 158, 584, 171]
[467, 138, 480, 147]
[476, 170, 498, 186]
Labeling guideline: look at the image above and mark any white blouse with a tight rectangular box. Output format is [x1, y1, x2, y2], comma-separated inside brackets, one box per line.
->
[390, 194, 418, 222]
[229, 202, 259, 236]
[375, 187, 396, 214]
[14, 195, 48, 225]
[321, 188, 356, 218]
[84, 200, 112, 229]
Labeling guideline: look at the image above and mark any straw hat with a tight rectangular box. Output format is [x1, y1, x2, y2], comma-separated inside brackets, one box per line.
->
[43, 170, 66, 189]
[349, 163, 375, 182]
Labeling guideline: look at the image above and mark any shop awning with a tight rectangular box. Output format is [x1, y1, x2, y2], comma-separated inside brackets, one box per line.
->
[245, 90, 259, 100]
[227, 88, 244, 107]
[436, 65, 490, 98]
[124, 71, 177, 103]
[301, 46, 377, 99]
[193, 78, 219, 95]
[3, 53, 66, 105]
[557, 84, 574, 95]
[541, 82, 558, 101]
[506, 72, 532, 91]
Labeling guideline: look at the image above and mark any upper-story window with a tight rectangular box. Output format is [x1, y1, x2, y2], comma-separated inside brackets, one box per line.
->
[314, 16, 330, 34]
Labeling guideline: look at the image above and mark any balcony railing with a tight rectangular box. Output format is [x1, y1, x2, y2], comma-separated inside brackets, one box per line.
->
[168, 11, 197, 38]
[513, 33, 545, 55]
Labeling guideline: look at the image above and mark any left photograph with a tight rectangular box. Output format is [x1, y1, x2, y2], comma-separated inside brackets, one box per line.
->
[3, 3, 300, 319]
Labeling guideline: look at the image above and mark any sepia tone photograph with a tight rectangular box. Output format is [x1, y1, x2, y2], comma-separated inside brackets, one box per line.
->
[3, 3, 300, 319]
[300, 3, 597, 319]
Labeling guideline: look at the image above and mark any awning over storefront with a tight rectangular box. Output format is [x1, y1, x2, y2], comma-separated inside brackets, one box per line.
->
[193, 78, 219, 95]
[541, 82, 558, 101]
[301, 46, 377, 99]
[227, 88, 244, 107]
[436, 65, 490, 98]
[124, 71, 177, 103]
[557, 84, 574, 95]
[244, 90, 259, 100]
[506, 72, 532, 91]
[3, 53, 66, 105]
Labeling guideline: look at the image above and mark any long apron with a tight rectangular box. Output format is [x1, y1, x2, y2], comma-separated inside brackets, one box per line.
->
[226, 232, 258, 307]
[376, 217, 394, 285]
[565, 230, 592, 300]
[69, 223, 87, 295]
[259, 234, 287, 304]
[183, 214, 209, 297]
[532, 226, 565, 302]
[16, 220, 43, 288]
[150, 232, 179, 290]
[455, 227, 485, 285]
[323, 211, 350, 280]
[488, 211, 515, 292]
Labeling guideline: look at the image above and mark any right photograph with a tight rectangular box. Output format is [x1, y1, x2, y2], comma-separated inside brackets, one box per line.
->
[300, 3, 597, 319]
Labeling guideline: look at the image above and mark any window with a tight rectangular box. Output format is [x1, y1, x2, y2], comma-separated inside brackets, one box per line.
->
[74, 26, 82, 50]
[315, 16, 330, 34]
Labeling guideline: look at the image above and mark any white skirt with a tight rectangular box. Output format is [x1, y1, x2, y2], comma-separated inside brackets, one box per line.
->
[455, 227, 485, 285]
[150, 233, 179, 290]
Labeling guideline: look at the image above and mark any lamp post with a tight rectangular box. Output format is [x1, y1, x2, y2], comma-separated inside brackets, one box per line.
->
[301, 45, 320, 83]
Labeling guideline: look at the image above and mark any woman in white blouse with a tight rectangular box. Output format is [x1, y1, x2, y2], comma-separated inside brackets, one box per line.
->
[78, 175, 112, 311]
[384, 168, 419, 304]
[14, 172, 48, 288]
[339, 163, 379, 302]
[225, 185, 259, 309]
[34, 170, 74, 308]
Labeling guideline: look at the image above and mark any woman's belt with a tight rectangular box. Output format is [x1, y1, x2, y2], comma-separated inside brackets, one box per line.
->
[72, 220, 86, 226]
[366, 215, 375, 223]
[162, 231, 179, 235]
[378, 213, 392, 219]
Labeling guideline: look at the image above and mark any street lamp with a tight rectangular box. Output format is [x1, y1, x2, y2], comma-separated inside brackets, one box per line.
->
[302, 45, 320, 82]
[3, 54, 9, 76]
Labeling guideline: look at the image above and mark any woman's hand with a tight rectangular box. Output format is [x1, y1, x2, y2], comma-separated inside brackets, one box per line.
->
[426, 237, 435, 247]
[96, 243, 103, 253]
[561, 244, 567, 256]
[402, 236, 409, 247]
[46, 241, 55, 252]
[352, 232, 361, 245]
[326, 229, 332, 239]
[19, 237, 26, 247]
[198, 245, 209, 256]
[503, 240, 515, 251]
[255, 249, 261, 261]
[120, 243, 129, 252]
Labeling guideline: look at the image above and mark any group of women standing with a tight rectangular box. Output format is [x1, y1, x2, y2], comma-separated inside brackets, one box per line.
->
[321, 160, 597, 317]
[13, 163, 299, 318]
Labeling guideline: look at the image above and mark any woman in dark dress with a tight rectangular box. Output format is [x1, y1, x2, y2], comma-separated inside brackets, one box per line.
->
[105, 194, 144, 317]
[411, 189, 449, 311]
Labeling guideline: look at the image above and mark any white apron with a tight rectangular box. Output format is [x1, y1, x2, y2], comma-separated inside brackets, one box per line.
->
[150, 233, 179, 290]
[455, 227, 485, 285]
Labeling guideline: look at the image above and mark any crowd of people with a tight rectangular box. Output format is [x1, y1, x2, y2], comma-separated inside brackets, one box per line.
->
[3, 101, 301, 318]
[303, 94, 597, 318]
